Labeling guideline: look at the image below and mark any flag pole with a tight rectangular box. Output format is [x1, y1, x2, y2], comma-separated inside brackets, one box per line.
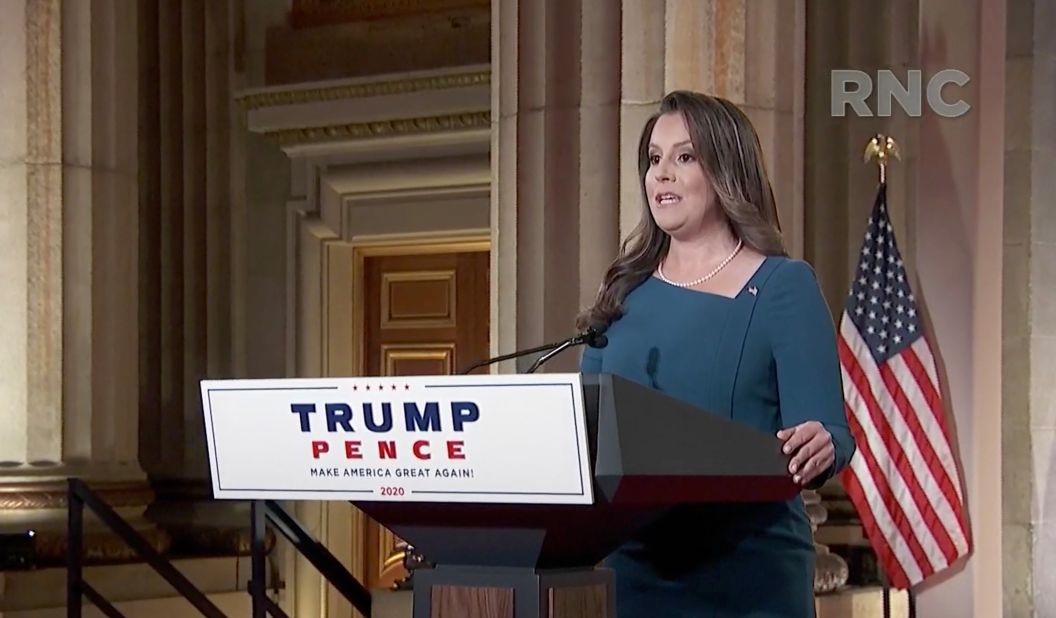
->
[863, 133, 919, 618]
[881, 572, 890, 618]
[864, 134, 901, 186]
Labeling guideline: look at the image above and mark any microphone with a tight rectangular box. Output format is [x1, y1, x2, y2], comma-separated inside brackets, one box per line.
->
[458, 323, 608, 375]
[526, 323, 608, 374]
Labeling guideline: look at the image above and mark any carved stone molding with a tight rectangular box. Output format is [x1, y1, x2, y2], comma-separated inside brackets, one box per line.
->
[241, 64, 490, 154]
[288, 0, 490, 28]
[0, 481, 154, 510]
[32, 527, 171, 564]
[237, 71, 490, 112]
[266, 111, 490, 146]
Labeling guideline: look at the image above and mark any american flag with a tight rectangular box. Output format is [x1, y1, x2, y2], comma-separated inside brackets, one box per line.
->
[838, 185, 971, 589]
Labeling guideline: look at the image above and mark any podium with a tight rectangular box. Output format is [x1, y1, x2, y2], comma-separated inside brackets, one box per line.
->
[200, 372, 799, 618]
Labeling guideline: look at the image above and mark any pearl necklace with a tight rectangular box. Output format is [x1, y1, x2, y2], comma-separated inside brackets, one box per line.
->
[657, 239, 743, 288]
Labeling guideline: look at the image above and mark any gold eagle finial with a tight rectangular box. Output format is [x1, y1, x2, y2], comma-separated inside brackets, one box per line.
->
[864, 134, 901, 185]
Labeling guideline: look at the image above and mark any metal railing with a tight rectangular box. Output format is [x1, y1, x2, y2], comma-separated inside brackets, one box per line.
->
[250, 500, 372, 617]
[66, 479, 371, 617]
[66, 478, 226, 618]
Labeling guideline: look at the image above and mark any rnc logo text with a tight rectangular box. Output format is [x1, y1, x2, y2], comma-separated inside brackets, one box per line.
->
[831, 69, 971, 118]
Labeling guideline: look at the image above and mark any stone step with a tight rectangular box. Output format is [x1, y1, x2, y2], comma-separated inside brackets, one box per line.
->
[2, 563, 904, 618]
[0, 591, 250, 618]
[0, 558, 411, 617]
[816, 586, 910, 618]
[367, 586, 909, 618]
[0, 555, 257, 615]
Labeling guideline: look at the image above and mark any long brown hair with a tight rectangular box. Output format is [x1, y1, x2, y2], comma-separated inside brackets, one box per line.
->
[577, 90, 786, 330]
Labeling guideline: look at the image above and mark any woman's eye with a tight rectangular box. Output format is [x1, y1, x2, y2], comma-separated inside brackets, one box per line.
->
[678, 152, 695, 163]
[649, 154, 661, 165]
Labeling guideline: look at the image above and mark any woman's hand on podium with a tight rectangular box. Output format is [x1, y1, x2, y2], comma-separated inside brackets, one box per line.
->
[777, 421, 835, 486]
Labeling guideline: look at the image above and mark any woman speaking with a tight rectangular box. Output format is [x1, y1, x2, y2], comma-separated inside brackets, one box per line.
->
[579, 90, 856, 618]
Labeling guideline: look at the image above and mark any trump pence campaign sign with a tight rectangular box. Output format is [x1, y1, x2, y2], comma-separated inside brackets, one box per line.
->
[199, 373, 594, 505]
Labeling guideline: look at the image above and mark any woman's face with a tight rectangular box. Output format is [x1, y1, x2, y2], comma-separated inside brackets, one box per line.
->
[645, 112, 721, 239]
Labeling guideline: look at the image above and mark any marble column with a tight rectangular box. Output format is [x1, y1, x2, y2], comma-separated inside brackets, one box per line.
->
[491, 0, 622, 367]
[0, 0, 161, 562]
[137, 0, 247, 555]
[1003, 0, 1056, 615]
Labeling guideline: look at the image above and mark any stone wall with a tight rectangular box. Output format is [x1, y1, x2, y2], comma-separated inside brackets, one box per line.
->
[1003, 0, 1056, 616]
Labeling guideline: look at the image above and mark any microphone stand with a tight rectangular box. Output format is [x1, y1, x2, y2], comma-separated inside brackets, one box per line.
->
[525, 339, 578, 374]
[457, 340, 565, 375]
[458, 325, 607, 375]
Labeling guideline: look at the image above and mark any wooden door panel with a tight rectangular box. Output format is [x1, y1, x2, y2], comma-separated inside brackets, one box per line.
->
[382, 270, 457, 328]
[360, 247, 489, 589]
[382, 343, 456, 375]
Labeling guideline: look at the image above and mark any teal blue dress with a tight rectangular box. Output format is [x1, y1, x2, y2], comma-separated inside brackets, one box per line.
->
[580, 256, 855, 618]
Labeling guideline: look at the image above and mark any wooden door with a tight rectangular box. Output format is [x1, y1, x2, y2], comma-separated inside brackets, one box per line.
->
[358, 246, 489, 589]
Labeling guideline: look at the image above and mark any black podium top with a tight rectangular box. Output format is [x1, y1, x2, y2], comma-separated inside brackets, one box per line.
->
[355, 373, 799, 569]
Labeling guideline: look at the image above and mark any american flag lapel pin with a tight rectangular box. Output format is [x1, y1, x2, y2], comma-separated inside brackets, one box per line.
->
[748, 286, 758, 296]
